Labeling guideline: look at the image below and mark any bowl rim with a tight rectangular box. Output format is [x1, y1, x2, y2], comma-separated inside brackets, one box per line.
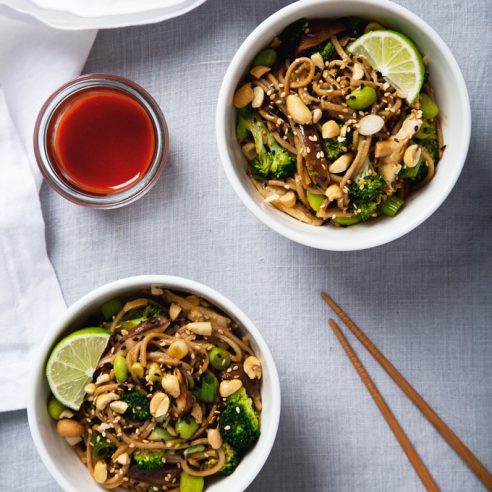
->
[27, 275, 281, 492]
[216, 0, 471, 251]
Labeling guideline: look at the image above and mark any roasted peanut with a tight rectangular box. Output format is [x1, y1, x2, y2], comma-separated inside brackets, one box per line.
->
[243, 356, 262, 380]
[219, 379, 243, 398]
[56, 419, 84, 438]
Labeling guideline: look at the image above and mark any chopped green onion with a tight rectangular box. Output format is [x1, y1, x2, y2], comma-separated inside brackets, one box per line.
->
[100, 298, 123, 321]
[113, 355, 128, 383]
[399, 157, 423, 180]
[183, 445, 205, 456]
[331, 216, 361, 226]
[306, 190, 324, 212]
[200, 372, 218, 403]
[420, 93, 439, 120]
[175, 417, 199, 440]
[381, 196, 405, 217]
[253, 49, 277, 68]
[180, 472, 204, 492]
[208, 347, 231, 371]
[47, 397, 66, 420]
[148, 427, 174, 441]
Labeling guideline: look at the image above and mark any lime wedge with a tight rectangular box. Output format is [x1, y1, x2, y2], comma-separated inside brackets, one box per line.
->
[46, 327, 110, 410]
[348, 30, 424, 103]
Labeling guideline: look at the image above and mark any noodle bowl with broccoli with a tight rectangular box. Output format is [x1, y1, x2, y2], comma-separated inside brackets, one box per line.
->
[45, 288, 263, 491]
[233, 17, 444, 227]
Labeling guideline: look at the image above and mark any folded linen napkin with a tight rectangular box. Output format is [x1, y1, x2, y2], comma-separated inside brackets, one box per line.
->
[0, 13, 96, 411]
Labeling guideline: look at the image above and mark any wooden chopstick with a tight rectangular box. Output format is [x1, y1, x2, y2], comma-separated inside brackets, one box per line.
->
[322, 292, 492, 491]
[328, 318, 440, 491]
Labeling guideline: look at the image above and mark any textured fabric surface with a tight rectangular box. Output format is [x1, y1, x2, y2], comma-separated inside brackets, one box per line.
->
[0, 15, 95, 412]
[1, 0, 491, 490]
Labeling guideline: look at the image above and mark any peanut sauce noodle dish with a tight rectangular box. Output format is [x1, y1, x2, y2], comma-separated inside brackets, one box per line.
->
[216, 0, 470, 250]
[28, 276, 281, 492]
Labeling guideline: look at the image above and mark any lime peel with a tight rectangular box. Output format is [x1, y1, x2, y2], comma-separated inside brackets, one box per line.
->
[348, 29, 424, 103]
[46, 327, 110, 410]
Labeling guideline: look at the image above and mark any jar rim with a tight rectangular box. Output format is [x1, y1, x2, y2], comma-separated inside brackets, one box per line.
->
[33, 73, 168, 209]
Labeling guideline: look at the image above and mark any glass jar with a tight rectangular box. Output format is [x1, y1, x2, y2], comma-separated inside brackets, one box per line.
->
[34, 73, 168, 208]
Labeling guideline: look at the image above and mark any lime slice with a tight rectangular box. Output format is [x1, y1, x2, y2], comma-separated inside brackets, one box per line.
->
[348, 30, 424, 103]
[46, 327, 110, 410]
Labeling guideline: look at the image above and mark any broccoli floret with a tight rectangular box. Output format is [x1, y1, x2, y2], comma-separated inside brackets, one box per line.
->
[349, 158, 385, 221]
[120, 391, 151, 421]
[216, 443, 241, 477]
[353, 200, 379, 221]
[219, 387, 260, 452]
[91, 434, 116, 459]
[278, 18, 308, 60]
[133, 450, 166, 471]
[239, 109, 296, 179]
[120, 305, 163, 329]
[349, 174, 385, 203]
[304, 40, 335, 60]
[322, 123, 352, 161]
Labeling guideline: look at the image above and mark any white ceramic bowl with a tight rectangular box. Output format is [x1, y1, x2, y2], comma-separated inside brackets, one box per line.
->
[28, 275, 281, 492]
[216, 0, 470, 251]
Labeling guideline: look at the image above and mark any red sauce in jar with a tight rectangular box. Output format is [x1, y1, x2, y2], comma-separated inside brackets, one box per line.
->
[47, 87, 156, 195]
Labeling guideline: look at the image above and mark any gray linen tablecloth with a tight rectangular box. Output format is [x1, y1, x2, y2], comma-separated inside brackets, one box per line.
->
[1, 0, 491, 490]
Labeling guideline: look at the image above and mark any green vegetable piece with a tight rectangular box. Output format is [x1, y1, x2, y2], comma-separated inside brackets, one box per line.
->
[183, 445, 206, 456]
[347, 86, 377, 110]
[332, 216, 362, 226]
[120, 391, 151, 421]
[321, 121, 352, 161]
[180, 472, 204, 492]
[219, 387, 260, 451]
[47, 397, 66, 420]
[241, 110, 296, 179]
[216, 442, 241, 477]
[381, 195, 405, 217]
[253, 49, 277, 68]
[175, 416, 199, 440]
[100, 298, 124, 321]
[91, 434, 116, 459]
[306, 190, 324, 212]
[415, 121, 437, 140]
[113, 355, 128, 383]
[208, 347, 231, 371]
[120, 305, 163, 330]
[319, 40, 335, 61]
[399, 154, 424, 180]
[148, 427, 174, 441]
[236, 106, 252, 143]
[421, 138, 439, 162]
[134, 450, 166, 471]
[420, 93, 439, 120]
[200, 372, 218, 403]
[147, 362, 163, 383]
[349, 166, 385, 221]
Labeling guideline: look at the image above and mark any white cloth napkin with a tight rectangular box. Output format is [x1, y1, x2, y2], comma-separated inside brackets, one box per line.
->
[0, 14, 96, 411]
